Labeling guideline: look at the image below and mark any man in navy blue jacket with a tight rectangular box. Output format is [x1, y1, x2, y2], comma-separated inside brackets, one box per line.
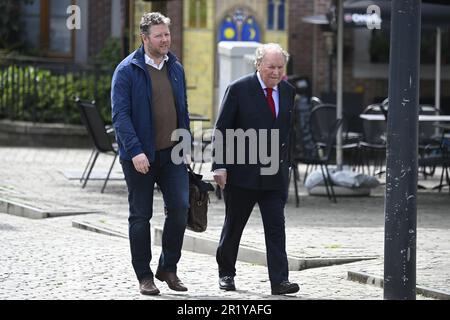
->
[212, 43, 299, 295]
[111, 12, 190, 296]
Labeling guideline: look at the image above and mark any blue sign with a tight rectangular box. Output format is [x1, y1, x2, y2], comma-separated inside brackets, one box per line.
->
[218, 16, 238, 41]
[241, 16, 260, 42]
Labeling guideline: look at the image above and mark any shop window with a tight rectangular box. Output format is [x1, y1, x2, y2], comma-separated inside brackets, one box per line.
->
[267, 0, 286, 31]
[353, 27, 450, 79]
[369, 28, 450, 64]
[188, 0, 207, 29]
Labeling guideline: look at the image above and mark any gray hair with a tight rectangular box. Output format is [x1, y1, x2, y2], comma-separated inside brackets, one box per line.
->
[254, 43, 290, 68]
[140, 12, 171, 35]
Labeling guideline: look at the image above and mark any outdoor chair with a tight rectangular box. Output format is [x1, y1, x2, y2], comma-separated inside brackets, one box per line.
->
[290, 116, 343, 205]
[311, 96, 323, 108]
[418, 105, 442, 178]
[309, 104, 361, 171]
[418, 133, 450, 194]
[76, 97, 118, 193]
[359, 103, 387, 176]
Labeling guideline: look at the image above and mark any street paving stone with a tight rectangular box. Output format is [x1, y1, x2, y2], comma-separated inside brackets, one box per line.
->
[1, 147, 449, 300]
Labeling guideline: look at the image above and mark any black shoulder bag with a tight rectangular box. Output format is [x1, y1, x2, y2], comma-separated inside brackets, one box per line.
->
[187, 165, 215, 232]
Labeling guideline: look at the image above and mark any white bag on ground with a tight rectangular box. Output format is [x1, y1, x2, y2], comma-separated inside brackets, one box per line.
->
[331, 170, 380, 189]
[304, 170, 326, 189]
[304, 169, 380, 190]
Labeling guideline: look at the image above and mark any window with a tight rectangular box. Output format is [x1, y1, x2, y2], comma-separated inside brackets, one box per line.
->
[23, 0, 41, 49]
[267, 0, 286, 31]
[277, 0, 285, 31]
[188, 0, 207, 29]
[369, 28, 450, 64]
[353, 27, 450, 79]
[267, 0, 274, 30]
[22, 0, 74, 57]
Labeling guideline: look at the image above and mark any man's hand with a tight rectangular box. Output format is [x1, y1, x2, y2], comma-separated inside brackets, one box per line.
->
[213, 170, 227, 190]
[132, 153, 150, 174]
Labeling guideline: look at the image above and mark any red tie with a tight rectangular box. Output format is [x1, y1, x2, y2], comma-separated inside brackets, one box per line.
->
[265, 88, 276, 119]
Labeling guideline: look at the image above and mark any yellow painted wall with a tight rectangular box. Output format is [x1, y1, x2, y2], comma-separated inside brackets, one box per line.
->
[131, 1, 153, 49]
[265, 31, 288, 52]
[183, 1, 215, 126]
[181, 0, 290, 124]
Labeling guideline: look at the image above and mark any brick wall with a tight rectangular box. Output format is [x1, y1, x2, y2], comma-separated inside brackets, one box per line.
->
[288, 0, 314, 77]
[167, 0, 183, 61]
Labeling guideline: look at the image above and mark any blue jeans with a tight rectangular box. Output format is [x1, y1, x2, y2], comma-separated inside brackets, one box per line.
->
[121, 148, 189, 281]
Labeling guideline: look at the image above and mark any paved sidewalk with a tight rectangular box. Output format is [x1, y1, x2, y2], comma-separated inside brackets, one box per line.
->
[1, 147, 449, 300]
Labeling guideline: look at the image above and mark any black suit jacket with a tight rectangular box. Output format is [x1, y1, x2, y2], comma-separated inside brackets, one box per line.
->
[212, 73, 295, 191]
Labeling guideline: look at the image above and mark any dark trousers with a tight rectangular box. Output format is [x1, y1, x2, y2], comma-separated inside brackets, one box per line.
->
[120, 148, 189, 281]
[216, 185, 289, 285]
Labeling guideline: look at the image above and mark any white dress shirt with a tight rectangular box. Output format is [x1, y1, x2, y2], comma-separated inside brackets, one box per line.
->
[145, 53, 169, 70]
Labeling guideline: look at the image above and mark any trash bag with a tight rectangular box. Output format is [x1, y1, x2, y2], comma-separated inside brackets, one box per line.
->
[304, 169, 380, 190]
[304, 170, 328, 190]
[331, 170, 380, 189]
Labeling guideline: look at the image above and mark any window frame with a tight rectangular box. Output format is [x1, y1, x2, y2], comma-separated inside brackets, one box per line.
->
[24, 0, 75, 59]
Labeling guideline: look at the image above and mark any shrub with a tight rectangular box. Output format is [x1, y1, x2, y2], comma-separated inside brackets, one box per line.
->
[0, 64, 112, 124]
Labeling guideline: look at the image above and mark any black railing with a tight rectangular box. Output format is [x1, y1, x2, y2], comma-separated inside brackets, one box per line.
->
[0, 57, 113, 124]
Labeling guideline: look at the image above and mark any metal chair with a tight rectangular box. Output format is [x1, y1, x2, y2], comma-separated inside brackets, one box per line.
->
[309, 104, 361, 171]
[76, 97, 118, 193]
[291, 117, 343, 204]
[359, 103, 387, 176]
[418, 105, 442, 178]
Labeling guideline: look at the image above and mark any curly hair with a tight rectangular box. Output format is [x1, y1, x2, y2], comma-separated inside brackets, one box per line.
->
[140, 12, 171, 35]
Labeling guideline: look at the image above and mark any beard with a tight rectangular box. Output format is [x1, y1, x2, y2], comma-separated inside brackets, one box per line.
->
[146, 43, 169, 58]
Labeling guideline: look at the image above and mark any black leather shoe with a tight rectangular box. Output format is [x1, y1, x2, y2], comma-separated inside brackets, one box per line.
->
[155, 269, 188, 291]
[219, 276, 236, 291]
[271, 281, 299, 295]
[139, 278, 160, 295]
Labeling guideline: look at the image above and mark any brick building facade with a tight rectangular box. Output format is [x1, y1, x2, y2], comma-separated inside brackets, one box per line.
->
[18, 0, 449, 116]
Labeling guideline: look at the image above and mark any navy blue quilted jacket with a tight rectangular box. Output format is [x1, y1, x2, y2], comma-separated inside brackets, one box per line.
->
[111, 45, 190, 161]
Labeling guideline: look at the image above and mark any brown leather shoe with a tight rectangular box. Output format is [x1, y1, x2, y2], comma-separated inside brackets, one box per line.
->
[155, 269, 188, 291]
[139, 278, 160, 295]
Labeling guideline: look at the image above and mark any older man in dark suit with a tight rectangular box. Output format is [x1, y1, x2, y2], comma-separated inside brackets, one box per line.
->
[212, 43, 299, 295]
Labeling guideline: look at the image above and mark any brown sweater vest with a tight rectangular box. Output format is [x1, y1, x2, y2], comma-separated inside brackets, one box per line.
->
[146, 64, 178, 151]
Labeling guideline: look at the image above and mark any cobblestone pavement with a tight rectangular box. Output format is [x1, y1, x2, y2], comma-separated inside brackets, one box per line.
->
[0, 212, 402, 300]
[1, 147, 449, 300]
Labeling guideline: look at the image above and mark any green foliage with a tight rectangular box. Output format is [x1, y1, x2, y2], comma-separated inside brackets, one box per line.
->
[92, 37, 123, 70]
[0, 65, 112, 124]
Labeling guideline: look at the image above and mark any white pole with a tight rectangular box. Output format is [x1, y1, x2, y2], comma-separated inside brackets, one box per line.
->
[336, 0, 343, 169]
[435, 27, 441, 112]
